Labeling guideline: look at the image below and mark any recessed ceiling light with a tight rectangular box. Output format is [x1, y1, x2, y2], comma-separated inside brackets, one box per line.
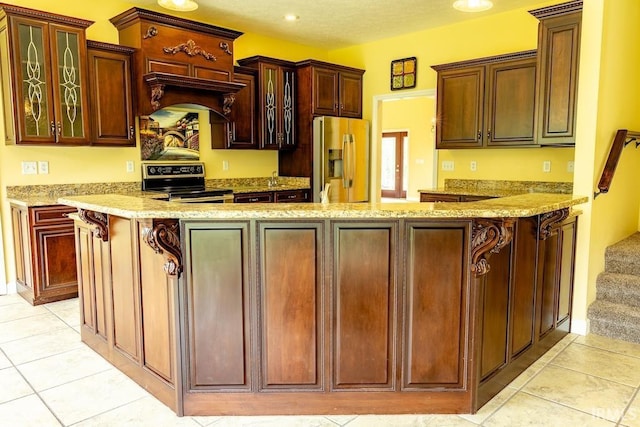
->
[284, 14, 300, 22]
[452, 0, 493, 12]
[158, 0, 198, 12]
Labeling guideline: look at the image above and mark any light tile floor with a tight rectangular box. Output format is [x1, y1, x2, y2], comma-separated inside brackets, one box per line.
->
[1, 293, 640, 426]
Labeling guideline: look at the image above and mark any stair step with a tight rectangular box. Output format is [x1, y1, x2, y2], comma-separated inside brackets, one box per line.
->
[596, 272, 640, 308]
[605, 232, 640, 275]
[588, 300, 640, 344]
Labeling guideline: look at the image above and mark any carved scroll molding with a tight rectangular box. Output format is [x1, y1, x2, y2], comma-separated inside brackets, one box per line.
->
[219, 41, 232, 55]
[222, 93, 236, 115]
[143, 219, 182, 277]
[471, 218, 516, 276]
[538, 208, 570, 240]
[163, 39, 217, 61]
[150, 84, 165, 111]
[79, 209, 109, 242]
[143, 26, 158, 39]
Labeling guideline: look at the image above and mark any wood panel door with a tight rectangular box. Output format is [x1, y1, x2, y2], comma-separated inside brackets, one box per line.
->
[403, 223, 469, 389]
[338, 71, 363, 118]
[87, 41, 135, 146]
[534, 10, 582, 145]
[485, 57, 536, 146]
[226, 67, 258, 149]
[556, 217, 577, 328]
[11, 205, 31, 290]
[33, 224, 77, 298]
[332, 222, 397, 390]
[183, 222, 251, 390]
[435, 66, 484, 148]
[312, 67, 339, 116]
[259, 222, 323, 390]
[381, 131, 407, 199]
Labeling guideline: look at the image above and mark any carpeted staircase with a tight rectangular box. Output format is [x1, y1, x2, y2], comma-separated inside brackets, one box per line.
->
[588, 232, 640, 343]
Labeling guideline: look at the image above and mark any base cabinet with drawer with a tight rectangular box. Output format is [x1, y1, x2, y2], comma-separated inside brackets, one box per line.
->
[234, 189, 310, 203]
[10, 204, 78, 305]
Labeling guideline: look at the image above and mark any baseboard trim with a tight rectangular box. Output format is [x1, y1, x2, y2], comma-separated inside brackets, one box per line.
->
[571, 318, 590, 335]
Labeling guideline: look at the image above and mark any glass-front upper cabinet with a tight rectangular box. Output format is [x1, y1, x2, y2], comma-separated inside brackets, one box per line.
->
[0, 5, 92, 145]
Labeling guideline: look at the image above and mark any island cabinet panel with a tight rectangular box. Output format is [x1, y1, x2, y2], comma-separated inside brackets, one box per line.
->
[538, 232, 559, 337]
[183, 223, 251, 390]
[509, 218, 538, 357]
[259, 223, 323, 389]
[109, 216, 141, 362]
[76, 221, 111, 343]
[403, 224, 468, 389]
[332, 223, 396, 389]
[137, 220, 176, 383]
[478, 244, 512, 381]
[557, 217, 577, 327]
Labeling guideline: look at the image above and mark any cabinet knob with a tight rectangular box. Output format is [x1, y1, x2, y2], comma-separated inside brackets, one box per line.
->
[487, 129, 492, 139]
[129, 126, 135, 139]
[56, 122, 62, 137]
[50, 121, 56, 135]
[228, 131, 234, 142]
[477, 131, 482, 140]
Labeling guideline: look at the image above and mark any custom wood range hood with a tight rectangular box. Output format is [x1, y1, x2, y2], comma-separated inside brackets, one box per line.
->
[110, 7, 245, 117]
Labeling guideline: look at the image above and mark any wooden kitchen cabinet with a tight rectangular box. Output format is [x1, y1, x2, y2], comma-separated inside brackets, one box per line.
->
[530, 1, 582, 146]
[234, 189, 310, 203]
[0, 4, 92, 145]
[296, 60, 364, 118]
[433, 50, 537, 149]
[87, 41, 135, 146]
[234, 192, 273, 203]
[419, 192, 494, 202]
[237, 56, 296, 150]
[11, 204, 78, 305]
[226, 66, 258, 149]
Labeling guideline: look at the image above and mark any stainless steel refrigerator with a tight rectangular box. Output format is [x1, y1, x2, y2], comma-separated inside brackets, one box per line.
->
[313, 116, 370, 203]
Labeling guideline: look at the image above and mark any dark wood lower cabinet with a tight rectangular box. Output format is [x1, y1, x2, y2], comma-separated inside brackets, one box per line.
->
[71, 210, 577, 416]
[11, 204, 78, 305]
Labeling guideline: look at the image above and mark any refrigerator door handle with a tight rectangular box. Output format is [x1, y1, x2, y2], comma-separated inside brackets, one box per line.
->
[342, 134, 349, 188]
[349, 134, 355, 187]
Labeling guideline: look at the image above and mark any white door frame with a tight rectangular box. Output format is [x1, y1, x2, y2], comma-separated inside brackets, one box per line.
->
[371, 89, 437, 202]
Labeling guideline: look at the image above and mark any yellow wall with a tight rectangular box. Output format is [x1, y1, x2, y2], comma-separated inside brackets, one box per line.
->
[329, 1, 575, 189]
[381, 97, 436, 200]
[571, 0, 640, 330]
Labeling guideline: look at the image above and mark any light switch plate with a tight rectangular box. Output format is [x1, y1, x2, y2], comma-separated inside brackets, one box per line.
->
[543, 161, 551, 173]
[21, 161, 37, 175]
[126, 160, 134, 173]
[442, 160, 454, 171]
[38, 161, 49, 174]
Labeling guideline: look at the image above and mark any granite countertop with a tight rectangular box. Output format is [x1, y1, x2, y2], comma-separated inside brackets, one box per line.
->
[57, 193, 588, 220]
[6, 178, 311, 207]
[418, 179, 574, 198]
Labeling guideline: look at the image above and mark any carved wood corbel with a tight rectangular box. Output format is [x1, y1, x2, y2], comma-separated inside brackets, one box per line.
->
[222, 93, 236, 115]
[471, 218, 516, 276]
[78, 209, 109, 242]
[149, 84, 165, 111]
[143, 219, 182, 277]
[538, 208, 569, 240]
[219, 41, 233, 55]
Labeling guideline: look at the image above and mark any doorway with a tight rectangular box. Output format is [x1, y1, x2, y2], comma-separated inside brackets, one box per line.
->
[381, 131, 408, 199]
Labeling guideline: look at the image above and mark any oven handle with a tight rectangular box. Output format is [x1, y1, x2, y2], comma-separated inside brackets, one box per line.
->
[170, 194, 235, 203]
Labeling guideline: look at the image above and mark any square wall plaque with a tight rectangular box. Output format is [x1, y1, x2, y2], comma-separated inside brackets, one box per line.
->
[390, 57, 417, 90]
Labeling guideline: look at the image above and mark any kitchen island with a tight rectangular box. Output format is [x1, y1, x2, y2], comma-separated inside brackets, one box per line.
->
[58, 193, 586, 416]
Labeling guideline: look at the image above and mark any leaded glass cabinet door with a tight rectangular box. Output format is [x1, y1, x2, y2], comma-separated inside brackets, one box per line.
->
[8, 17, 89, 144]
[49, 23, 89, 144]
[280, 67, 295, 149]
[12, 17, 56, 143]
[259, 62, 280, 149]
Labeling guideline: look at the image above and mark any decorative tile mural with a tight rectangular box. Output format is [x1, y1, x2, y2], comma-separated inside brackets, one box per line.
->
[140, 108, 200, 161]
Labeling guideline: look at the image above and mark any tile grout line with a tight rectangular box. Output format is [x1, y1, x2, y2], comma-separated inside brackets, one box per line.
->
[518, 389, 620, 424]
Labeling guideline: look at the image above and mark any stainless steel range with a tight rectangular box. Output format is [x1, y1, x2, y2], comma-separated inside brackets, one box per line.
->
[141, 161, 234, 203]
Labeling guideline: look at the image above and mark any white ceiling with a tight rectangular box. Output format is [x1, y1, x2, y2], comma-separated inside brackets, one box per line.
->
[128, 0, 548, 50]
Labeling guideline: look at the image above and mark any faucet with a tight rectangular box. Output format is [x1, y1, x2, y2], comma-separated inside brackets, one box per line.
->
[268, 171, 278, 187]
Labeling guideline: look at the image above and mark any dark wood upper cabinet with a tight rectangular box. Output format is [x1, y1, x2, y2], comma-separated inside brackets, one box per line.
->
[530, 1, 582, 146]
[237, 56, 296, 150]
[433, 51, 537, 149]
[87, 41, 135, 146]
[297, 60, 365, 118]
[212, 66, 258, 149]
[0, 4, 93, 145]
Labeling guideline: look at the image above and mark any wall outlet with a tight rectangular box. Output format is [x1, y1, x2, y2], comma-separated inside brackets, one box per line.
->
[38, 161, 49, 174]
[470, 161, 477, 172]
[567, 161, 575, 173]
[542, 160, 551, 173]
[441, 160, 454, 171]
[126, 160, 135, 173]
[21, 161, 37, 175]
[222, 160, 229, 171]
